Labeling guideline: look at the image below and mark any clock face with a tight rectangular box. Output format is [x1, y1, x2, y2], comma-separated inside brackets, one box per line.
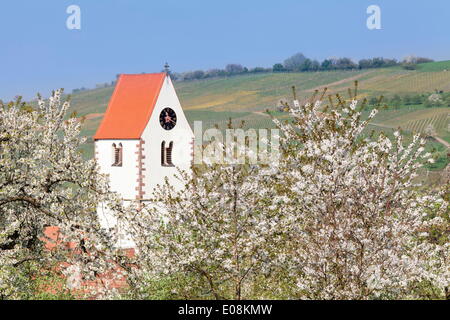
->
[159, 107, 177, 130]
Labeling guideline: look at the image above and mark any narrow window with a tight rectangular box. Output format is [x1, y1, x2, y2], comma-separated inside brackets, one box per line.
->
[161, 141, 174, 167]
[112, 143, 123, 167]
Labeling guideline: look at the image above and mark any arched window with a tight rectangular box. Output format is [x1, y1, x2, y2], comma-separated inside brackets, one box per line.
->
[161, 141, 174, 167]
[112, 143, 123, 167]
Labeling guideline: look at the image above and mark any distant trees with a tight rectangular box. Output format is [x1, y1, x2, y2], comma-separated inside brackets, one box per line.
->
[403, 95, 412, 105]
[445, 95, 450, 107]
[402, 55, 435, 70]
[95, 82, 112, 89]
[364, 91, 450, 110]
[426, 93, 443, 107]
[272, 63, 285, 72]
[204, 68, 225, 78]
[173, 64, 270, 81]
[358, 57, 398, 69]
[403, 55, 434, 64]
[335, 57, 358, 70]
[411, 94, 423, 105]
[182, 70, 205, 81]
[391, 94, 402, 109]
[424, 123, 437, 137]
[277, 53, 405, 73]
[72, 87, 88, 94]
[321, 59, 333, 70]
[282, 53, 359, 72]
[249, 67, 268, 73]
[225, 64, 244, 74]
[368, 96, 379, 106]
[283, 53, 307, 71]
[169, 52, 434, 82]
[297, 59, 320, 72]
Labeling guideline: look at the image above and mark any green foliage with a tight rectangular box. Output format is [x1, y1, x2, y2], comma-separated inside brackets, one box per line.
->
[1, 260, 74, 300]
[272, 63, 285, 72]
[126, 273, 210, 300]
[125, 272, 296, 300]
[403, 63, 418, 70]
[411, 94, 424, 105]
[390, 94, 402, 109]
[29, 270, 75, 300]
[368, 96, 379, 106]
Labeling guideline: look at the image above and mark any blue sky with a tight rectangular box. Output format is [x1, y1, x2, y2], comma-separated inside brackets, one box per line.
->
[1, 0, 449, 100]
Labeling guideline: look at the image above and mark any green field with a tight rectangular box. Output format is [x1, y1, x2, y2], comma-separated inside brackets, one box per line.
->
[67, 61, 449, 173]
[416, 60, 450, 72]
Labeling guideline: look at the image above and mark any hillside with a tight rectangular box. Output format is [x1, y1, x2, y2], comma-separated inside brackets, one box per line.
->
[68, 61, 449, 174]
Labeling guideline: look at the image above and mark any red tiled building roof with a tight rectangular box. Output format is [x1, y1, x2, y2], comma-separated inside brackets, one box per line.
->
[93, 73, 166, 140]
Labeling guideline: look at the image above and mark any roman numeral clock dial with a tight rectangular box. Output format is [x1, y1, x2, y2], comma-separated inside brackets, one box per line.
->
[159, 107, 177, 130]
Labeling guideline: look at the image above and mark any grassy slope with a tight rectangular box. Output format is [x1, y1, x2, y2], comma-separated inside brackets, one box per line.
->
[69, 62, 449, 170]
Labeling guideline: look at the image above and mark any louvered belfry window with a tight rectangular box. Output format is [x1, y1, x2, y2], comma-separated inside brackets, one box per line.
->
[112, 143, 123, 167]
[161, 141, 174, 167]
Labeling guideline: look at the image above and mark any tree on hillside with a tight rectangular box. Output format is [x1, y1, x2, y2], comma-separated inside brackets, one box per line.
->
[181, 70, 205, 81]
[321, 59, 333, 70]
[426, 93, 443, 107]
[368, 96, 379, 106]
[205, 69, 226, 78]
[358, 57, 399, 69]
[299, 58, 313, 71]
[411, 94, 424, 105]
[249, 67, 267, 73]
[402, 55, 435, 70]
[311, 60, 320, 71]
[297, 59, 320, 72]
[403, 55, 434, 64]
[391, 94, 402, 109]
[424, 124, 437, 137]
[283, 53, 307, 71]
[273, 63, 285, 72]
[225, 64, 245, 74]
[403, 95, 412, 105]
[445, 95, 450, 107]
[335, 57, 357, 70]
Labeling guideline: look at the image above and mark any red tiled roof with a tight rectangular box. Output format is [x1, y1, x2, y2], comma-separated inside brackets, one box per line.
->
[93, 73, 166, 139]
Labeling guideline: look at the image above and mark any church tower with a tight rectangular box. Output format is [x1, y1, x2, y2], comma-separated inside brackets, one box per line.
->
[93, 69, 193, 246]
